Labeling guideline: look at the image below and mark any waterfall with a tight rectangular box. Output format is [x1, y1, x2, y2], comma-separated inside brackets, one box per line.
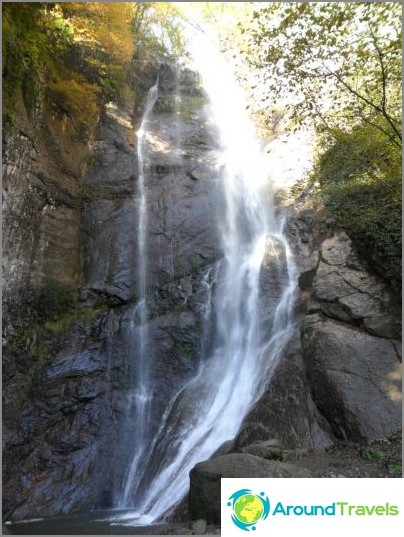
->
[120, 79, 159, 507]
[114, 33, 297, 526]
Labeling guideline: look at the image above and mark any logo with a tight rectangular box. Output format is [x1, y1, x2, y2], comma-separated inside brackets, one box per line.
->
[227, 489, 270, 531]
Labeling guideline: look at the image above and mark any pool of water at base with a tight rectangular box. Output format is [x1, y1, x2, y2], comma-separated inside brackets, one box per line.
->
[3, 509, 186, 535]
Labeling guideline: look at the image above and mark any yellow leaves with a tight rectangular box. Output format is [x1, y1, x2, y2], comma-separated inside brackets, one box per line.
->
[60, 2, 134, 65]
[96, 3, 134, 62]
[50, 77, 100, 130]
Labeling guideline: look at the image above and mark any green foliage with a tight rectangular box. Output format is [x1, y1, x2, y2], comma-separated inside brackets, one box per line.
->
[49, 77, 100, 130]
[236, 2, 401, 289]
[8, 297, 106, 407]
[360, 447, 401, 476]
[2, 3, 79, 118]
[3, 2, 186, 126]
[80, 307, 102, 325]
[131, 2, 185, 56]
[37, 279, 76, 323]
[239, 2, 402, 146]
[359, 447, 388, 463]
[42, 306, 103, 336]
[388, 464, 402, 476]
[43, 311, 77, 337]
[6, 279, 77, 356]
[312, 123, 401, 289]
[59, 2, 136, 105]
[47, 5, 74, 47]
[2, 3, 47, 118]
[57, 2, 185, 98]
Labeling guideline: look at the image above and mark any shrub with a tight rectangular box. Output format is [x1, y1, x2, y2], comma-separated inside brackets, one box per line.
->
[37, 279, 76, 323]
[312, 123, 401, 290]
[49, 77, 100, 130]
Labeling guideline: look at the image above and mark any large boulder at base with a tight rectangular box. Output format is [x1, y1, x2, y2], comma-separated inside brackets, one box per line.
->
[189, 453, 312, 523]
[301, 315, 402, 443]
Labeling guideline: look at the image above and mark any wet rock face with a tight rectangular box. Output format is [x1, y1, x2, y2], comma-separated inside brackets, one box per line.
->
[145, 77, 219, 288]
[2, 313, 121, 520]
[3, 57, 222, 521]
[81, 60, 218, 304]
[80, 103, 139, 306]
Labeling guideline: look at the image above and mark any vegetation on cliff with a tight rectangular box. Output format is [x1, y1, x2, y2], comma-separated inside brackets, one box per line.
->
[2, 2, 184, 409]
[2, 2, 183, 130]
[3, 2, 401, 280]
[235, 1, 402, 289]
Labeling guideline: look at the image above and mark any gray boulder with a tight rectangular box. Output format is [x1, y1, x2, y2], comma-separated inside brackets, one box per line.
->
[189, 453, 312, 523]
[301, 315, 402, 442]
[311, 233, 401, 339]
[241, 440, 308, 461]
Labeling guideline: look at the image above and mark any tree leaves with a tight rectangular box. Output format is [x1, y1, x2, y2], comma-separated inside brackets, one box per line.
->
[238, 2, 402, 146]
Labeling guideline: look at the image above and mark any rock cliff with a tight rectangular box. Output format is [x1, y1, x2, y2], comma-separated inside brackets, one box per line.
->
[2, 53, 401, 524]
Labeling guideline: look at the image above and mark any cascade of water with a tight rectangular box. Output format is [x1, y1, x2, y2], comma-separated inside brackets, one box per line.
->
[115, 33, 297, 525]
[120, 79, 159, 507]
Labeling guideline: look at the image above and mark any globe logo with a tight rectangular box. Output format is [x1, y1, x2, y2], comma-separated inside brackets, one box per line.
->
[227, 488, 270, 531]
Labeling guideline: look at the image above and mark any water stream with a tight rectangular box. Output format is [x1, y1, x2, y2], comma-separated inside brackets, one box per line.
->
[116, 33, 297, 525]
[120, 79, 159, 507]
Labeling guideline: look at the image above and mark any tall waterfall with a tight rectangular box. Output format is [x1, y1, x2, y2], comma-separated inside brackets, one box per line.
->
[115, 34, 297, 525]
[120, 80, 159, 507]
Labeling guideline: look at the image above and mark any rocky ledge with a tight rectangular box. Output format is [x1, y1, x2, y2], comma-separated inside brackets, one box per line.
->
[187, 430, 401, 526]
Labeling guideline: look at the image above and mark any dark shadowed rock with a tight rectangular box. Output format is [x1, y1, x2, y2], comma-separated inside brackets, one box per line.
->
[189, 454, 312, 523]
[301, 315, 402, 442]
[298, 250, 319, 289]
[3, 57, 224, 522]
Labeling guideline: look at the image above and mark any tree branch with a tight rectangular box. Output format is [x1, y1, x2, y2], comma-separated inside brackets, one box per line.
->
[356, 111, 402, 148]
[366, 24, 402, 140]
[322, 62, 402, 144]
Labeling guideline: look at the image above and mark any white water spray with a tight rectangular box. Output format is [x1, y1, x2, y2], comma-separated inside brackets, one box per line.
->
[120, 79, 159, 506]
[116, 33, 297, 525]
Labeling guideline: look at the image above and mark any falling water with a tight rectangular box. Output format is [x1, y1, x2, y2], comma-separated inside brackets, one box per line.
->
[120, 79, 158, 506]
[115, 33, 297, 525]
